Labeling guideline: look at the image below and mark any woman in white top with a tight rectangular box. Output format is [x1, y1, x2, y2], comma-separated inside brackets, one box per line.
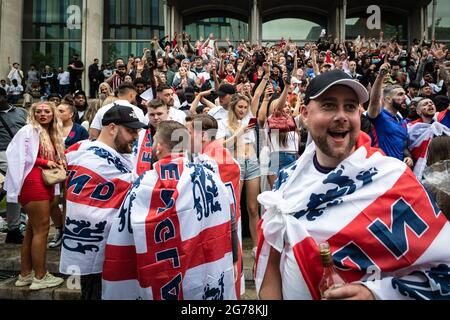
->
[5, 101, 65, 290]
[219, 93, 260, 255]
[258, 75, 302, 188]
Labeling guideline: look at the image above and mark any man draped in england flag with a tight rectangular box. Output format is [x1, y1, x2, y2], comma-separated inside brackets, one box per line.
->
[60, 105, 147, 300]
[407, 98, 450, 179]
[103, 121, 236, 300]
[256, 70, 450, 300]
[186, 114, 244, 298]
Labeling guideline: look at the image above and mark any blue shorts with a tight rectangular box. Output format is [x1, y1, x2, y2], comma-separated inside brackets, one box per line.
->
[237, 158, 261, 181]
[269, 152, 298, 175]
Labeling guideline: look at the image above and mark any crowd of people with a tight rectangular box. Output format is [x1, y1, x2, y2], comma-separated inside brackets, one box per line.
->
[0, 30, 450, 300]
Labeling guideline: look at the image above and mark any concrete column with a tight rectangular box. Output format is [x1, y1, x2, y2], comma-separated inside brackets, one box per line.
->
[82, 0, 103, 94]
[166, 5, 183, 37]
[249, 0, 261, 44]
[0, 0, 24, 81]
[164, 1, 170, 37]
[408, 6, 425, 45]
[342, 0, 347, 42]
[431, 0, 436, 40]
[328, 0, 345, 43]
[328, 8, 338, 41]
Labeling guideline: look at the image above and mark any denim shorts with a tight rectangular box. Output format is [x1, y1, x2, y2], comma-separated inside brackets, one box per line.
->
[237, 157, 261, 181]
[269, 152, 298, 175]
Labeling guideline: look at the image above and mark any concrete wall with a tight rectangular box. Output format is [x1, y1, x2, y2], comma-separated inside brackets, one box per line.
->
[82, 0, 103, 94]
[0, 0, 24, 82]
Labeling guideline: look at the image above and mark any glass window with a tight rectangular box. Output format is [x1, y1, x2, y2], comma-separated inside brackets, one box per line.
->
[428, 0, 450, 41]
[23, 0, 83, 40]
[184, 18, 248, 42]
[103, 0, 164, 40]
[103, 0, 165, 64]
[345, 17, 407, 42]
[22, 0, 82, 71]
[22, 41, 81, 71]
[103, 42, 149, 64]
[263, 19, 322, 42]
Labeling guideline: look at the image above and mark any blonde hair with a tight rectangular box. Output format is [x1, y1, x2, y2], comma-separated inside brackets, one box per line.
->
[102, 96, 118, 107]
[228, 93, 251, 134]
[85, 99, 103, 127]
[99, 82, 114, 97]
[28, 102, 65, 161]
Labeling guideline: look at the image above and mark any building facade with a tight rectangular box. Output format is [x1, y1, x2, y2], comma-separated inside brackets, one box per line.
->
[1, 0, 448, 91]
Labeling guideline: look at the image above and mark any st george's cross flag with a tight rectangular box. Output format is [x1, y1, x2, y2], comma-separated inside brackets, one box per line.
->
[255, 132, 450, 300]
[60, 140, 134, 276]
[132, 127, 155, 176]
[193, 140, 244, 297]
[408, 110, 450, 178]
[102, 155, 236, 300]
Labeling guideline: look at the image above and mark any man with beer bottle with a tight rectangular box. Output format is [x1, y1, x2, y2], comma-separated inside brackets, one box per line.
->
[255, 70, 450, 300]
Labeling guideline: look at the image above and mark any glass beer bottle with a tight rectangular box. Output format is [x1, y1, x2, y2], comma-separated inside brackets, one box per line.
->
[318, 242, 347, 298]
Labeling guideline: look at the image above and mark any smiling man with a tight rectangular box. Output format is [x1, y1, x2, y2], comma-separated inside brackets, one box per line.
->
[256, 70, 450, 301]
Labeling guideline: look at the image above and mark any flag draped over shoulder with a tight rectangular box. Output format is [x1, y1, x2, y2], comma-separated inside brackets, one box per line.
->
[408, 120, 450, 179]
[255, 132, 450, 300]
[194, 141, 243, 297]
[132, 128, 154, 176]
[60, 141, 134, 276]
[103, 155, 236, 300]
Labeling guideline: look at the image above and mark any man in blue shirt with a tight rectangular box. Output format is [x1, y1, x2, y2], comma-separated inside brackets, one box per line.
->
[367, 67, 413, 167]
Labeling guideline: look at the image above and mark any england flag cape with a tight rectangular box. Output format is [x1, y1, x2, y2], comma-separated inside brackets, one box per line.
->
[408, 111, 450, 179]
[409, 122, 450, 179]
[193, 141, 244, 297]
[102, 155, 236, 300]
[255, 132, 450, 300]
[132, 127, 154, 176]
[60, 141, 134, 276]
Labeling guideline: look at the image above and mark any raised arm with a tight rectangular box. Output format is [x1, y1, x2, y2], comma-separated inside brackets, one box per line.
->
[274, 73, 289, 113]
[251, 62, 270, 116]
[190, 90, 212, 114]
[258, 85, 274, 125]
[311, 50, 320, 76]
[367, 63, 390, 119]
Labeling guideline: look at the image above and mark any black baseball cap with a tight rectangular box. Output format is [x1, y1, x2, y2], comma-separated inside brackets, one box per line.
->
[102, 105, 148, 129]
[216, 83, 236, 97]
[304, 70, 369, 105]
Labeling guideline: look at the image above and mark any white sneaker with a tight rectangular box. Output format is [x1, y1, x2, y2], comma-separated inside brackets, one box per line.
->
[29, 272, 64, 291]
[15, 272, 35, 287]
[252, 247, 258, 259]
[48, 229, 63, 248]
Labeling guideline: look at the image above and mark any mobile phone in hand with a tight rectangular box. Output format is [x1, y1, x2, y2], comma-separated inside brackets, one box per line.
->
[248, 118, 258, 127]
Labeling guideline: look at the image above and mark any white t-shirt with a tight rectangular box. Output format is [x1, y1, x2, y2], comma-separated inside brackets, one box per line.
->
[90, 99, 149, 131]
[8, 85, 23, 95]
[58, 71, 71, 85]
[210, 106, 256, 145]
[277, 156, 328, 299]
[208, 106, 229, 140]
[266, 116, 301, 153]
[169, 107, 187, 125]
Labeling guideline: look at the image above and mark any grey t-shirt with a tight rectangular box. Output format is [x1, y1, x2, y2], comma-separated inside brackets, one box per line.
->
[0, 106, 28, 151]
